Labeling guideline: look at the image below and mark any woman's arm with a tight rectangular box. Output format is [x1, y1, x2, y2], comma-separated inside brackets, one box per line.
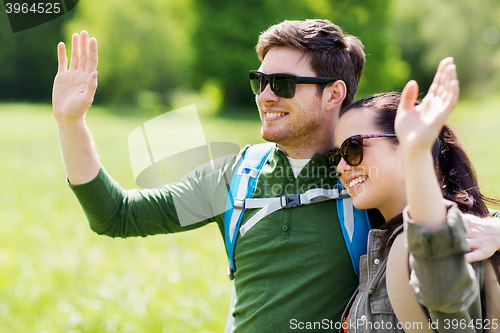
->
[395, 57, 459, 228]
[395, 58, 481, 314]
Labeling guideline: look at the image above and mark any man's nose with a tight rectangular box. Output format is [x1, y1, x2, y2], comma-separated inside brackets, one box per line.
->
[258, 80, 279, 101]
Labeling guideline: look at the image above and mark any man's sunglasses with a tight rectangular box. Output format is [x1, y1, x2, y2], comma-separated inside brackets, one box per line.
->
[327, 134, 398, 167]
[249, 70, 336, 99]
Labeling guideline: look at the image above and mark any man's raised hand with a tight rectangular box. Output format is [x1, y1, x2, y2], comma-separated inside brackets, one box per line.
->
[53, 31, 98, 121]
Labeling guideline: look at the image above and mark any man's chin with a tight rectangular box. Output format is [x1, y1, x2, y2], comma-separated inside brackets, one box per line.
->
[260, 130, 282, 144]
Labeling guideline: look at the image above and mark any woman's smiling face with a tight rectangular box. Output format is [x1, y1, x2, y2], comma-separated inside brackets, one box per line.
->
[333, 107, 407, 221]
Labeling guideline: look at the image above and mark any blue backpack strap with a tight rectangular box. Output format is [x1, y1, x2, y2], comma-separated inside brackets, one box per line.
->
[224, 143, 275, 279]
[336, 178, 371, 276]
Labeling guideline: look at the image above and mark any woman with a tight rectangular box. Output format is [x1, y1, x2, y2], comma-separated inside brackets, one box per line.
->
[331, 57, 500, 332]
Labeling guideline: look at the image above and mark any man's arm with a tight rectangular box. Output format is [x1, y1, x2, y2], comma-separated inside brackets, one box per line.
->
[53, 31, 100, 185]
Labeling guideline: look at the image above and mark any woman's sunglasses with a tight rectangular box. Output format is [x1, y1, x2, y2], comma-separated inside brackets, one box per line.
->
[327, 134, 398, 167]
[249, 70, 336, 99]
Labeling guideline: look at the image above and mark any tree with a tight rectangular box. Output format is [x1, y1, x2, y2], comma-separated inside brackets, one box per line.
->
[0, 13, 69, 102]
[60, 0, 406, 110]
[64, 0, 197, 106]
[392, 0, 500, 97]
[192, 0, 407, 108]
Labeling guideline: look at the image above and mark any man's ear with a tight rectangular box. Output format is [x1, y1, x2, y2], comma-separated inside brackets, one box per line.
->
[323, 80, 347, 112]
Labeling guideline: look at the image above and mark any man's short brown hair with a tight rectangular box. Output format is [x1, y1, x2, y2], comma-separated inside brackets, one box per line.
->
[256, 19, 365, 111]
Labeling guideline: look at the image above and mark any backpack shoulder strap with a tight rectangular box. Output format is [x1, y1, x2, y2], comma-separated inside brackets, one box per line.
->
[336, 178, 371, 276]
[224, 148, 372, 278]
[224, 143, 275, 279]
[386, 232, 434, 333]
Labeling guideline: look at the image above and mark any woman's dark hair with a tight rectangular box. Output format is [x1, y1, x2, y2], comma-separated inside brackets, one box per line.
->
[342, 92, 500, 259]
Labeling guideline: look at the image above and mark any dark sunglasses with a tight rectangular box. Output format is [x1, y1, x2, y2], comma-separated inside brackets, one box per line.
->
[249, 70, 336, 99]
[327, 134, 398, 167]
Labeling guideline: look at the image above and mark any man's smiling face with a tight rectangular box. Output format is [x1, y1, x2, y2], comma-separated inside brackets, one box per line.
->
[256, 46, 326, 148]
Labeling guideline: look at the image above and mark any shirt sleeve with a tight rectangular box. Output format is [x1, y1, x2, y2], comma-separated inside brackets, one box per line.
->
[403, 201, 479, 314]
[68, 152, 240, 238]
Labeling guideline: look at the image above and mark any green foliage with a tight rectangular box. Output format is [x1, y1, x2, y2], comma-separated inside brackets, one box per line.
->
[64, 0, 198, 105]
[448, 95, 500, 200]
[0, 12, 69, 102]
[308, 0, 411, 99]
[392, 0, 500, 97]
[60, 0, 402, 109]
[0, 99, 499, 330]
[192, 0, 321, 106]
[0, 0, 406, 109]
[192, 0, 405, 107]
[3, 0, 498, 109]
[0, 104, 241, 332]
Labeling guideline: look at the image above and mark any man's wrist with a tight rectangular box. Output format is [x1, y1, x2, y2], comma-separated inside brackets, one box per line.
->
[56, 114, 86, 128]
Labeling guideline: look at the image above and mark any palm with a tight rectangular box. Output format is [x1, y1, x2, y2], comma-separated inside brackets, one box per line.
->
[395, 58, 459, 152]
[53, 69, 93, 118]
[52, 31, 98, 121]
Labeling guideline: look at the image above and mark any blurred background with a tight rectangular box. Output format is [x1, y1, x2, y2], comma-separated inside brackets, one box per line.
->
[0, 0, 499, 332]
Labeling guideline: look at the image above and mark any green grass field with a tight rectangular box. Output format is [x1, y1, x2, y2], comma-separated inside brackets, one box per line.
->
[0, 97, 499, 332]
[0, 103, 264, 333]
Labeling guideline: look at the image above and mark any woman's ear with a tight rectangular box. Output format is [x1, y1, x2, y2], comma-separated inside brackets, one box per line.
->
[323, 80, 347, 112]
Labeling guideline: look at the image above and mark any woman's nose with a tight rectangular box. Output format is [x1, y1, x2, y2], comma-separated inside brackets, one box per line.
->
[336, 157, 351, 175]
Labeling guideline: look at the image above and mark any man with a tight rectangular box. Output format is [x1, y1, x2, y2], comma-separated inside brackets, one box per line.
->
[53, 19, 500, 332]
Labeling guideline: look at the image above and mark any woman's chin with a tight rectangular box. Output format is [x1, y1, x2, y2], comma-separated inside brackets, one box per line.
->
[350, 193, 372, 211]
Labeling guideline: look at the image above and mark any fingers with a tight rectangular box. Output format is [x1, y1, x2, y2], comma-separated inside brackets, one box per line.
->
[428, 57, 453, 97]
[463, 213, 499, 263]
[57, 42, 67, 73]
[87, 38, 99, 73]
[443, 63, 459, 109]
[67, 31, 98, 73]
[79, 31, 90, 72]
[400, 80, 419, 110]
[437, 58, 457, 98]
[465, 249, 488, 263]
[465, 243, 495, 263]
[421, 57, 459, 121]
[82, 71, 98, 105]
[69, 33, 80, 70]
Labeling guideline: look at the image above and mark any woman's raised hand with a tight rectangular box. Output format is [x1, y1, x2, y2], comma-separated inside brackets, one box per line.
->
[395, 57, 460, 155]
[52, 31, 98, 121]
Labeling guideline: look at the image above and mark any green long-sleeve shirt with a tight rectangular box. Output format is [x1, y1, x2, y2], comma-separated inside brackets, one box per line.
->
[69, 145, 358, 332]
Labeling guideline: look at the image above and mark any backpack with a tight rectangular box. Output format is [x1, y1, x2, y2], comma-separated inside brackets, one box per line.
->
[387, 232, 500, 333]
[223, 142, 371, 278]
[222, 143, 371, 332]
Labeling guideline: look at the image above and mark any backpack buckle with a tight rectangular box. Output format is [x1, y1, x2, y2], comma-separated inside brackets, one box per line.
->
[339, 188, 350, 199]
[228, 266, 235, 280]
[281, 194, 300, 208]
[233, 199, 245, 210]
